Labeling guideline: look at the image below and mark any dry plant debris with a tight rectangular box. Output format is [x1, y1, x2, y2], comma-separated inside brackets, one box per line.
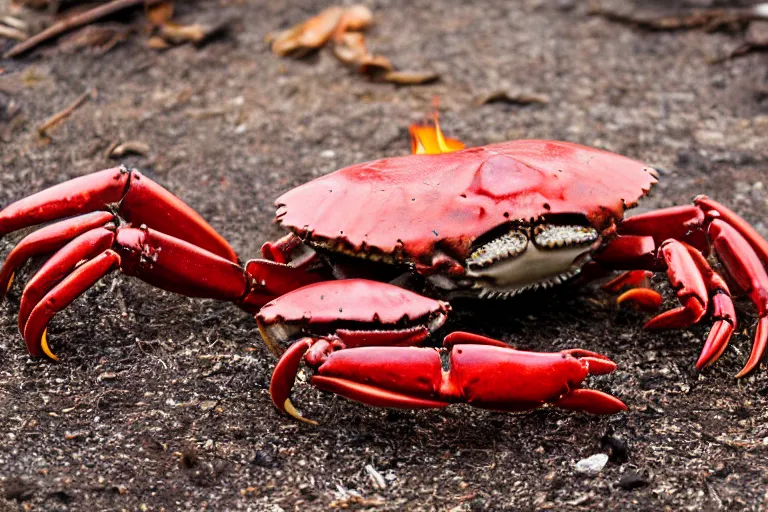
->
[57, 23, 132, 54]
[714, 20, 768, 63]
[146, 1, 229, 49]
[3, 0, 164, 58]
[1, 0, 227, 58]
[268, 4, 438, 85]
[589, 2, 768, 32]
[106, 140, 151, 159]
[37, 88, 95, 138]
[590, 2, 768, 63]
[475, 89, 550, 106]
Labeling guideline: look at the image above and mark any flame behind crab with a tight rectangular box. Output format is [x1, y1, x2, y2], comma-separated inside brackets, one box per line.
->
[408, 112, 465, 155]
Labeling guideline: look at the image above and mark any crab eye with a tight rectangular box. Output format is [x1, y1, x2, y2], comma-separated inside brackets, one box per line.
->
[467, 229, 528, 269]
[533, 224, 598, 249]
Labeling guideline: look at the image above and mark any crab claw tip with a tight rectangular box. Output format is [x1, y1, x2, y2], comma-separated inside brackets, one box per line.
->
[555, 389, 627, 415]
[4, 272, 13, 295]
[282, 398, 318, 426]
[583, 356, 618, 376]
[563, 349, 617, 375]
[41, 329, 59, 361]
[734, 317, 768, 379]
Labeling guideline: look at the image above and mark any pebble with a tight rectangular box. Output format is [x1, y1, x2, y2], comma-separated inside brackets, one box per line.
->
[619, 471, 649, 490]
[575, 454, 609, 475]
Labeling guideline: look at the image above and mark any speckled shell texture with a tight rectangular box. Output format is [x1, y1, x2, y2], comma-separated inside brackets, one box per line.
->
[275, 140, 657, 270]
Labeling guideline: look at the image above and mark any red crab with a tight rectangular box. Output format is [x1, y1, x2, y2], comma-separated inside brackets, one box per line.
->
[1, 117, 767, 424]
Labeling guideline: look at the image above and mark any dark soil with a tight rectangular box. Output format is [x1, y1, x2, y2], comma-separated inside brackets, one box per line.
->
[1, 0, 767, 510]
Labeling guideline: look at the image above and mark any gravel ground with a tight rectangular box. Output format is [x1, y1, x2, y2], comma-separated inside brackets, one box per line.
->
[1, 0, 767, 510]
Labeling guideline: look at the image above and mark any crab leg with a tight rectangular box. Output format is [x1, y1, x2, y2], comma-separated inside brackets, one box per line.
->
[696, 196, 768, 269]
[0, 212, 114, 301]
[23, 250, 121, 358]
[599, 200, 768, 375]
[707, 219, 768, 377]
[270, 333, 627, 423]
[641, 240, 709, 329]
[0, 167, 237, 262]
[18, 227, 116, 334]
[8, 225, 253, 359]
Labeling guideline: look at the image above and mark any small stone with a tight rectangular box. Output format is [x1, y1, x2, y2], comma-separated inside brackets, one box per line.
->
[320, 149, 336, 158]
[575, 454, 609, 475]
[199, 400, 217, 411]
[618, 471, 649, 490]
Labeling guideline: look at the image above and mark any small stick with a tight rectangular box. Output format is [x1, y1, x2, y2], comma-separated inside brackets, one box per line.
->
[0, 25, 27, 41]
[38, 89, 95, 137]
[5, 0, 163, 58]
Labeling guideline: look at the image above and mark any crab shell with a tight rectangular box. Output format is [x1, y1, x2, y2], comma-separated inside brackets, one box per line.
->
[275, 140, 658, 274]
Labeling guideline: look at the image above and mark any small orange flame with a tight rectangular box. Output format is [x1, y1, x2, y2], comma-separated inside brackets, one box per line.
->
[409, 110, 465, 155]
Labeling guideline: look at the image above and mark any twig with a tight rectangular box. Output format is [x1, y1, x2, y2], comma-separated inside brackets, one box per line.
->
[4, 0, 163, 58]
[38, 89, 95, 137]
[0, 25, 27, 41]
[589, 1, 768, 32]
[710, 41, 768, 64]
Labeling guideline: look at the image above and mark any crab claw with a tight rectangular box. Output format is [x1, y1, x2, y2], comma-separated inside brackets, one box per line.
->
[256, 279, 450, 356]
[270, 338, 319, 425]
[269, 331, 626, 423]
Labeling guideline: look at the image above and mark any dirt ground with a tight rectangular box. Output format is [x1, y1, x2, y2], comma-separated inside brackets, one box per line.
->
[1, 0, 767, 510]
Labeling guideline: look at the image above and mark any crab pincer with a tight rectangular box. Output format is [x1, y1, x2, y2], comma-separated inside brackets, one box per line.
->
[270, 331, 626, 424]
[261, 280, 626, 423]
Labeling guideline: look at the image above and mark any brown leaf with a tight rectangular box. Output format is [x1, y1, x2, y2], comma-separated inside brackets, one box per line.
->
[334, 4, 373, 37]
[147, 1, 174, 27]
[157, 20, 229, 46]
[107, 140, 150, 158]
[269, 6, 345, 57]
[475, 89, 550, 106]
[146, 34, 169, 49]
[332, 31, 367, 65]
[57, 24, 130, 54]
[383, 70, 439, 85]
[360, 54, 393, 75]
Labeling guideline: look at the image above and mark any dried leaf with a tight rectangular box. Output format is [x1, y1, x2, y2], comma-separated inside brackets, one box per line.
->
[589, 1, 767, 33]
[146, 35, 169, 49]
[360, 54, 393, 74]
[332, 31, 367, 65]
[57, 24, 130, 54]
[475, 89, 549, 106]
[334, 4, 373, 37]
[269, 6, 345, 57]
[157, 20, 229, 46]
[147, 1, 174, 27]
[384, 70, 439, 85]
[107, 140, 150, 158]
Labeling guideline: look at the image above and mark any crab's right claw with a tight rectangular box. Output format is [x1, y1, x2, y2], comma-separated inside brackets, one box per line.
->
[269, 338, 318, 425]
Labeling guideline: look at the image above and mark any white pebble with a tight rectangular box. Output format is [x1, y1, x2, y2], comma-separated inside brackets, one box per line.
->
[575, 453, 609, 475]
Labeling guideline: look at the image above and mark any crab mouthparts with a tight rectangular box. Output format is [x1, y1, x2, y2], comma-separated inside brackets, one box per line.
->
[462, 223, 600, 299]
